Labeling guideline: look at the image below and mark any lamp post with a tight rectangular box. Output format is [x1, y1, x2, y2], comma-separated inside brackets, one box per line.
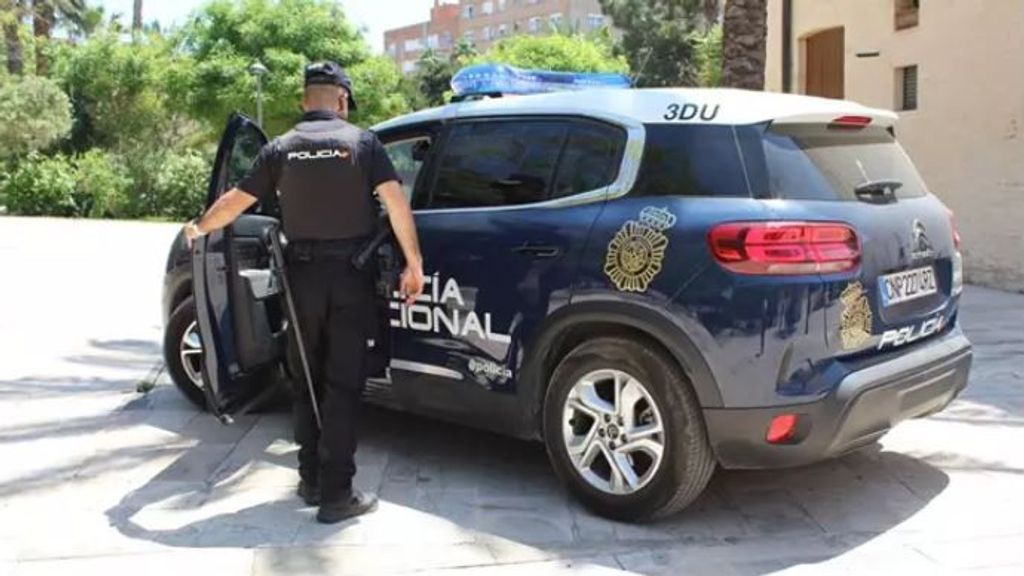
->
[249, 61, 268, 127]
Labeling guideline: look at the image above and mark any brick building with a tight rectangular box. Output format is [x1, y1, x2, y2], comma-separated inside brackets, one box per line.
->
[384, 1, 462, 74]
[384, 0, 611, 74]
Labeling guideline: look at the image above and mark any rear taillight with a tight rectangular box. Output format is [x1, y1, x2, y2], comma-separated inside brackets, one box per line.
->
[708, 221, 861, 275]
[946, 207, 962, 250]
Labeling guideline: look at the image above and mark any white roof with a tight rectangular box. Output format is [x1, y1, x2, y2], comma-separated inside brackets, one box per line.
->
[372, 88, 897, 132]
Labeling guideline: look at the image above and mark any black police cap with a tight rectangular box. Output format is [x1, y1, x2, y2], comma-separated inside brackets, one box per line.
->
[304, 61, 358, 110]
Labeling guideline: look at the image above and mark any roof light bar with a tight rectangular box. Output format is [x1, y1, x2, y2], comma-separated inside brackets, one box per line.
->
[450, 64, 631, 101]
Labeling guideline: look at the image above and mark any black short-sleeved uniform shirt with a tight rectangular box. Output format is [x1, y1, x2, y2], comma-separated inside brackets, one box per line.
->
[238, 110, 399, 241]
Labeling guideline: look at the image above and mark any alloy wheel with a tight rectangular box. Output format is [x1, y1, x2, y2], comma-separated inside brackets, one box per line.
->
[179, 320, 204, 389]
[562, 369, 665, 495]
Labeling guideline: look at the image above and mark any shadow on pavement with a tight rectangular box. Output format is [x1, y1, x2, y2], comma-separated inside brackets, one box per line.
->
[97, 389, 952, 574]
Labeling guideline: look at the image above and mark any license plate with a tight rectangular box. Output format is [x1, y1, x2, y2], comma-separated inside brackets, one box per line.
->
[878, 266, 937, 307]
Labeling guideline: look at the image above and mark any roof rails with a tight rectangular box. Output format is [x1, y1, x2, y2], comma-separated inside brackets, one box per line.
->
[450, 64, 631, 102]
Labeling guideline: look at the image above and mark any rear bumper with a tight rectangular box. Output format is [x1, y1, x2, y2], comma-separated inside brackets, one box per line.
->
[704, 328, 972, 469]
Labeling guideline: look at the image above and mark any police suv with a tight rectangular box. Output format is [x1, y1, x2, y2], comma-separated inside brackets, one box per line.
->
[162, 65, 972, 521]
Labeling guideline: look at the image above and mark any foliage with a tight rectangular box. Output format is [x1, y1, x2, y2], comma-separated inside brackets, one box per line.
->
[73, 148, 132, 218]
[0, 75, 71, 157]
[2, 152, 77, 215]
[600, 0, 705, 87]
[348, 55, 413, 128]
[413, 39, 477, 107]
[147, 149, 211, 220]
[175, 0, 389, 135]
[693, 24, 722, 87]
[51, 32, 181, 153]
[473, 33, 629, 74]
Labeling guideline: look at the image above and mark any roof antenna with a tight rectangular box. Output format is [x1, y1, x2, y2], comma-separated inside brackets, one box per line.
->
[630, 46, 654, 88]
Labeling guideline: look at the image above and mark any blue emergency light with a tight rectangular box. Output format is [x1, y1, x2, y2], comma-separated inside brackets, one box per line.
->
[450, 63, 631, 101]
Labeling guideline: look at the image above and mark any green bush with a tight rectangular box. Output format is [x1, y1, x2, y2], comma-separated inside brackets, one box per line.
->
[0, 76, 74, 159]
[74, 150, 133, 218]
[149, 149, 212, 220]
[2, 153, 78, 216]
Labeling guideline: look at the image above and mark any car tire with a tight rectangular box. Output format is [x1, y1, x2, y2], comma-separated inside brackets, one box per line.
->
[543, 336, 716, 522]
[164, 296, 209, 410]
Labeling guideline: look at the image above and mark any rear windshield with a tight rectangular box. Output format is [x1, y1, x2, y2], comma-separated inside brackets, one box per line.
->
[753, 124, 928, 201]
[632, 125, 750, 198]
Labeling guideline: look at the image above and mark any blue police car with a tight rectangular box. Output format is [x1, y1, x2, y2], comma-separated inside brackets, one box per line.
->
[162, 65, 972, 521]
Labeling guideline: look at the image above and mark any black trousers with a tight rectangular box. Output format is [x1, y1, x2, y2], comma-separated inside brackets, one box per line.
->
[286, 243, 376, 503]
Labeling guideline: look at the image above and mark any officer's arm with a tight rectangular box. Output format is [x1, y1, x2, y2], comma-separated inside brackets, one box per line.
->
[376, 180, 422, 269]
[187, 189, 258, 241]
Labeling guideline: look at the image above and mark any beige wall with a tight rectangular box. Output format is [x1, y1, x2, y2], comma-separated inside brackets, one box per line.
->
[766, 0, 1024, 291]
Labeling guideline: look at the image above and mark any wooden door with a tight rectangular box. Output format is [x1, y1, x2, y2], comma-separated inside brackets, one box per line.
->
[804, 27, 845, 99]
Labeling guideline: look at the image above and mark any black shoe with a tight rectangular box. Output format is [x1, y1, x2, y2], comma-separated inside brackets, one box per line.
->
[316, 490, 378, 524]
[297, 480, 321, 506]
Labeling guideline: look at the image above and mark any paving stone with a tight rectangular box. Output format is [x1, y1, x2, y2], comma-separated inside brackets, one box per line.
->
[14, 549, 254, 576]
[253, 543, 495, 575]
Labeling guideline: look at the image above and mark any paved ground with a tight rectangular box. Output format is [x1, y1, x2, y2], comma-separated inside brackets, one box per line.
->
[0, 216, 1022, 575]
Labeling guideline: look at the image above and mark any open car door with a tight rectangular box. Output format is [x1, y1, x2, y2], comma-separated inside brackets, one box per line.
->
[192, 113, 286, 421]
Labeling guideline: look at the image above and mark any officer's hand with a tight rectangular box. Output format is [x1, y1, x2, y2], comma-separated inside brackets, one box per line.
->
[400, 264, 425, 305]
[183, 221, 205, 249]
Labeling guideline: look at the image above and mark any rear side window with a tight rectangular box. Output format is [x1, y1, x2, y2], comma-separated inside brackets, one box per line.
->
[632, 125, 750, 197]
[427, 118, 626, 209]
[758, 124, 928, 200]
[551, 122, 625, 199]
[429, 120, 567, 209]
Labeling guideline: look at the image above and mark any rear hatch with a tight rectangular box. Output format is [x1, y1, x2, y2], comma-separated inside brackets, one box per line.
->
[744, 117, 963, 357]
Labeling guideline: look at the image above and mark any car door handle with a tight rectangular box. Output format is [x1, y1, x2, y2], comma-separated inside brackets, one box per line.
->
[512, 243, 561, 258]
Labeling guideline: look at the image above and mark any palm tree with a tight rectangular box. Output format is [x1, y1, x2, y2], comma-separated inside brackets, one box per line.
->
[132, 0, 141, 34]
[720, 0, 767, 90]
[2, 0, 27, 75]
[31, 0, 86, 74]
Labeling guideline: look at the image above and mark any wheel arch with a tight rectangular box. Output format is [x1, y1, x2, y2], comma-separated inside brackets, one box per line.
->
[517, 299, 723, 439]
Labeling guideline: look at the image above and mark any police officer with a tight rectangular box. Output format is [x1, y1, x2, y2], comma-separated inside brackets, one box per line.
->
[183, 61, 424, 524]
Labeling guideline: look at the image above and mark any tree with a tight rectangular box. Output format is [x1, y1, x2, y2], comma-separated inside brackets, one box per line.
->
[2, 0, 27, 75]
[599, 0, 703, 87]
[474, 33, 628, 73]
[132, 0, 141, 34]
[175, 0, 378, 135]
[720, 0, 767, 90]
[694, 24, 722, 87]
[0, 75, 72, 157]
[413, 39, 476, 107]
[51, 31, 182, 152]
[31, 0, 87, 74]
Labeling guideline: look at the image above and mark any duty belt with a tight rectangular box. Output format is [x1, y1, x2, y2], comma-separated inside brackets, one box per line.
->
[285, 237, 370, 263]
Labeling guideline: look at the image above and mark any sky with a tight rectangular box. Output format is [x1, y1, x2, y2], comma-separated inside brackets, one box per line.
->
[94, 0, 438, 53]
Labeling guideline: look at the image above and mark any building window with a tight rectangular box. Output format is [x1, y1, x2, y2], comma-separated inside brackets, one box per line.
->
[403, 38, 423, 52]
[587, 13, 605, 29]
[498, 24, 508, 37]
[464, 4, 475, 19]
[402, 60, 417, 74]
[440, 31, 453, 49]
[427, 34, 440, 49]
[498, 0, 507, 11]
[482, 1, 493, 15]
[464, 30, 475, 44]
[549, 13, 563, 30]
[387, 43, 397, 57]
[897, 65, 918, 111]
[483, 26, 493, 41]
[528, 17, 541, 33]
[895, 0, 919, 30]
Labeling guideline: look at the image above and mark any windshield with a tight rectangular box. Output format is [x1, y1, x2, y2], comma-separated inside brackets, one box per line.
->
[761, 124, 929, 201]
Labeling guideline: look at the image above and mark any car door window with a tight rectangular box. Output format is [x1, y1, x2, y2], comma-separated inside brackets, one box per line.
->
[551, 122, 626, 199]
[384, 137, 430, 202]
[225, 123, 266, 190]
[429, 120, 569, 209]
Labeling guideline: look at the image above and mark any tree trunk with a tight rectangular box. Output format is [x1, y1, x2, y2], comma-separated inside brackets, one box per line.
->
[132, 0, 142, 34]
[721, 0, 767, 90]
[3, 0, 25, 75]
[32, 0, 53, 75]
